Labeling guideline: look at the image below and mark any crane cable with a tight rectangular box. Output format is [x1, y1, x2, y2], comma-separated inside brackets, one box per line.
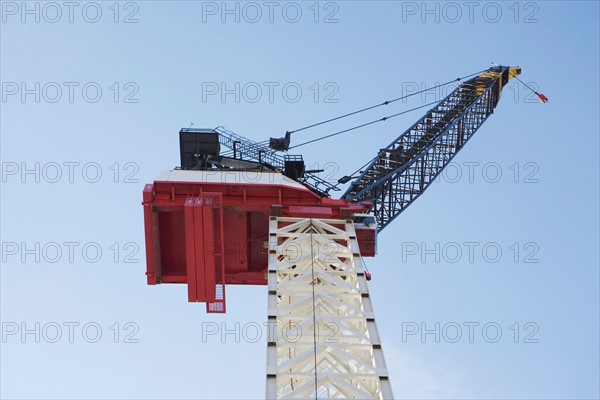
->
[514, 76, 549, 103]
[309, 231, 318, 399]
[289, 100, 440, 150]
[284, 68, 489, 138]
[292, 69, 549, 158]
[224, 71, 547, 154]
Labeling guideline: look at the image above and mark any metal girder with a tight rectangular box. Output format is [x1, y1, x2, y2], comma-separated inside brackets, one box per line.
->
[214, 126, 339, 195]
[183, 193, 227, 313]
[343, 66, 521, 232]
[266, 217, 393, 399]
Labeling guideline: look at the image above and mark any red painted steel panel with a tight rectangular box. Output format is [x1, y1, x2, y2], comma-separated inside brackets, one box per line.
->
[184, 197, 198, 302]
[203, 193, 226, 313]
[247, 211, 268, 275]
[223, 210, 247, 274]
[193, 198, 208, 302]
[288, 205, 333, 217]
[201, 199, 216, 302]
[356, 227, 377, 257]
[158, 211, 186, 279]
[143, 184, 157, 285]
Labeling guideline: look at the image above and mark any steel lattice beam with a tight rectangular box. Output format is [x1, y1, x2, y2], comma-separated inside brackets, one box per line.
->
[266, 217, 393, 399]
[215, 126, 339, 195]
[343, 66, 521, 231]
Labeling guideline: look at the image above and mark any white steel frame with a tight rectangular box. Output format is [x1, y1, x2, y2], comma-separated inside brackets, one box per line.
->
[266, 217, 393, 399]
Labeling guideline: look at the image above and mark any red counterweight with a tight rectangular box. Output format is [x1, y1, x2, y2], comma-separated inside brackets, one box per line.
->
[142, 169, 376, 313]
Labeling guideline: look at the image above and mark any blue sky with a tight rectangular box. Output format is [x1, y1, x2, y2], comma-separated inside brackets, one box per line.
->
[1, 1, 599, 399]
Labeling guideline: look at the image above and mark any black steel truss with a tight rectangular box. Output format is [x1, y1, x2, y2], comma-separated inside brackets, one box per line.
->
[214, 126, 339, 195]
[343, 67, 513, 232]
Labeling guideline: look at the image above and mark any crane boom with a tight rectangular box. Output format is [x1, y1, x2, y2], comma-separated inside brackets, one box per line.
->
[342, 66, 521, 231]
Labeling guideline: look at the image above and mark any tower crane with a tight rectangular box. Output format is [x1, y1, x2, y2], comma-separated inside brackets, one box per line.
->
[141, 65, 537, 399]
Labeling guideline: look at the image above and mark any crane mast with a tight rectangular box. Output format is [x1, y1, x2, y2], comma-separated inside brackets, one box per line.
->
[343, 66, 521, 231]
[267, 217, 392, 398]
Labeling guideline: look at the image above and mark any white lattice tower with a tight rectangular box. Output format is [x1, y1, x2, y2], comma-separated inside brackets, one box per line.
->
[266, 217, 393, 399]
